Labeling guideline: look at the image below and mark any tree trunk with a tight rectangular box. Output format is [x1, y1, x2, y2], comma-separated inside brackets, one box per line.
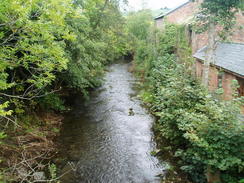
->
[202, 21, 216, 87]
[206, 166, 221, 183]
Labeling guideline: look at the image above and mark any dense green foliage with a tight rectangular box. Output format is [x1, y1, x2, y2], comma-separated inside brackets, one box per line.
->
[0, 0, 71, 116]
[126, 10, 153, 41]
[62, 0, 129, 95]
[130, 15, 244, 182]
[126, 9, 155, 77]
[0, 0, 128, 118]
[0, 0, 128, 181]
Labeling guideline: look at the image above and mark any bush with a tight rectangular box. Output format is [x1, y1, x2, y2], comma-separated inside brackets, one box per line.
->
[135, 23, 244, 183]
[39, 93, 65, 112]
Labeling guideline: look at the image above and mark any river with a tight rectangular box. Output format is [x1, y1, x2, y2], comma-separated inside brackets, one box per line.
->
[58, 62, 165, 183]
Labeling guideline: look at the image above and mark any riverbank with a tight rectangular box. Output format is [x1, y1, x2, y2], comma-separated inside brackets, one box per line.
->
[129, 65, 191, 183]
[0, 112, 63, 182]
[132, 22, 244, 183]
[152, 123, 191, 183]
[0, 62, 194, 182]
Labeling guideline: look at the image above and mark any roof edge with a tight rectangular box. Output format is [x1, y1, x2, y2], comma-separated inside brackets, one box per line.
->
[193, 42, 244, 58]
[195, 59, 244, 78]
[154, 1, 191, 20]
[193, 42, 244, 78]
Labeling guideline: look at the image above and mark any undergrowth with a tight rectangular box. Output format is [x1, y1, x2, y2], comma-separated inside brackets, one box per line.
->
[133, 23, 244, 183]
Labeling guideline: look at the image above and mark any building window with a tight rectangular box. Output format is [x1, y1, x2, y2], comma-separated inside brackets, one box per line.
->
[218, 71, 224, 88]
[237, 79, 244, 97]
[238, 87, 244, 96]
[200, 65, 203, 77]
[185, 24, 193, 46]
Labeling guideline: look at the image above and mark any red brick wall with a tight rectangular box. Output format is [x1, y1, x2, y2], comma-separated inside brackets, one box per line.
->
[221, 73, 244, 114]
[192, 12, 244, 52]
[192, 32, 208, 53]
[237, 78, 244, 97]
[231, 12, 244, 43]
[195, 59, 203, 78]
[222, 72, 236, 100]
[208, 66, 219, 91]
[195, 60, 218, 91]
[155, 3, 244, 52]
[155, 1, 201, 29]
[164, 1, 199, 24]
[237, 78, 244, 113]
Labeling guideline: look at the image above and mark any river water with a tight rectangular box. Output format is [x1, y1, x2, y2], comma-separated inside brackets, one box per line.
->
[59, 62, 164, 183]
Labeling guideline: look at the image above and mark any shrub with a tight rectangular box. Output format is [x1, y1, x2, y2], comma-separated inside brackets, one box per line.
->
[135, 23, 244, 183]
[39, 93, 65, 112]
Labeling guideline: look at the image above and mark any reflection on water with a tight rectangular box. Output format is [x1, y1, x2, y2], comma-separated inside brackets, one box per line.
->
[59, 63, 164, 183]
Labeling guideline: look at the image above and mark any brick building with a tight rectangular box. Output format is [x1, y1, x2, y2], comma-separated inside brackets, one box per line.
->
[155, 1, 199, 30]
[154, 1, 244, 112]
[194, 43, 244, 98]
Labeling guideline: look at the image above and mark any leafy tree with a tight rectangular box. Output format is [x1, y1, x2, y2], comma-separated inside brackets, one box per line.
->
[0, 0, 128, 181]
[0, 0, 75, 116]
[125, 9, 155, 77]
[61, 0, 128, 96]
[0, 0, 128, 115]
[126, 10, 153, 41]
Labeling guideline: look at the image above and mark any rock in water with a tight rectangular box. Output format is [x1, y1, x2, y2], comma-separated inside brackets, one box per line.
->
[129, 108, 135, 116]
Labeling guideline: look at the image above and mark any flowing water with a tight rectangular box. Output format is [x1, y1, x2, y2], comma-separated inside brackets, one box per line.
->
[58, 62, 165, 183]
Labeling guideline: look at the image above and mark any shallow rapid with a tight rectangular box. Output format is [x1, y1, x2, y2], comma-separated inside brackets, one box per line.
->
[59, 62, 164, 183]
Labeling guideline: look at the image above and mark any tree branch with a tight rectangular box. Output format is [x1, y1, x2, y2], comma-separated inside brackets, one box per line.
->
[0, 89, 61, 100]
